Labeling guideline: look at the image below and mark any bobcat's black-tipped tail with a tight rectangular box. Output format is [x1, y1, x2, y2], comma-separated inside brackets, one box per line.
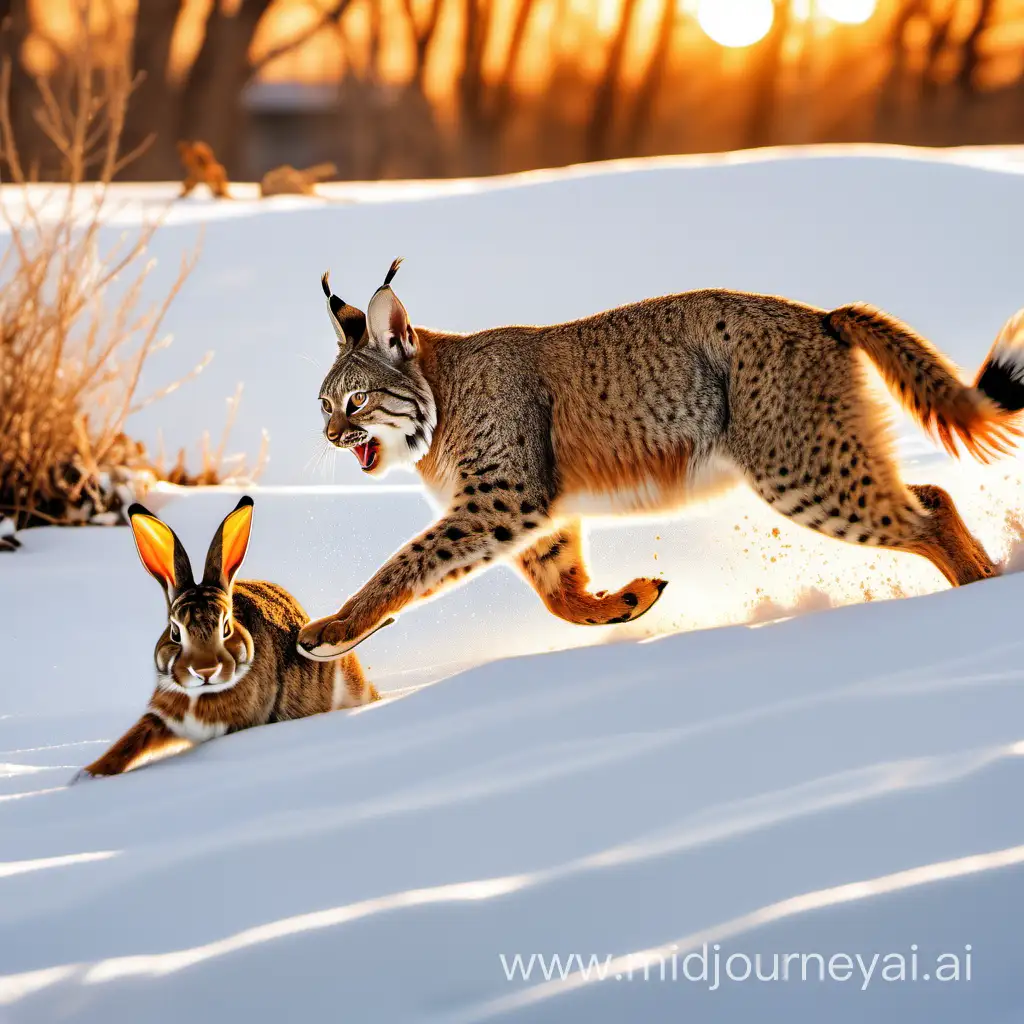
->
[976, 309, 1024, 413]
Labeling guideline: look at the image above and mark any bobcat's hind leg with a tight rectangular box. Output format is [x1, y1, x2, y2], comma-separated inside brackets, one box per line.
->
[518, 520, 668, 625]
[903, 484, 998, 586]
[744, 441, 996, 587]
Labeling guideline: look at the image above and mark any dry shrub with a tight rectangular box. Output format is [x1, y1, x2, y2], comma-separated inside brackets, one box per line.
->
[155, 385, 269, 487]
[0, 7, 260, 531]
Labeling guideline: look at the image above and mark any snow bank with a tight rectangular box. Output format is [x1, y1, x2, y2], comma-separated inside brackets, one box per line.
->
[2, 147, 1024, 1022]
[5, 145, 1020, 487]
[3, 580, 1024, 1022]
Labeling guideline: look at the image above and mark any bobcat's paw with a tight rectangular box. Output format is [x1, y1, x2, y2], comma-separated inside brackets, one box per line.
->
[569, 577, 668, 625]
[298, 610, 396, 661]
[547, 576, 669, 626]
[595, 576, 668, 624]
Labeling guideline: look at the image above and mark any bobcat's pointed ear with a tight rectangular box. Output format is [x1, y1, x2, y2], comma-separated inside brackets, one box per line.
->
[321, 271, 366, 350]
[202, 496, 254, 591]
[128, 504, 194, 605]
[366, 258, 416, 363]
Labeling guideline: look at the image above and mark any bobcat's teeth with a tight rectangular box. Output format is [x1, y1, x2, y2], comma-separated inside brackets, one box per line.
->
[353, 439, 380, 471]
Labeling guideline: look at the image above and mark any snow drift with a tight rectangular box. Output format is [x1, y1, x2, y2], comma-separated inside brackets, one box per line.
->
[2, 146, 1024, 1023]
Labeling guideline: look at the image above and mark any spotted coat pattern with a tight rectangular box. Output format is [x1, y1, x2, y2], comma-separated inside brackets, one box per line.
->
[301, 274, 1024, 658]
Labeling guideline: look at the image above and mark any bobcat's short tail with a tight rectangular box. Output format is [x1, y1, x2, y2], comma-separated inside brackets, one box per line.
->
[825, 303, 1024, 463]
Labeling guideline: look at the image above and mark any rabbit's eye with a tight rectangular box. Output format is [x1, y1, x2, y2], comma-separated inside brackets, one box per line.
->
[222, 619, 232, 639]
[169, 623, 181, 644]
[320, 397, 332, 414]
[347, 391, 368, 414]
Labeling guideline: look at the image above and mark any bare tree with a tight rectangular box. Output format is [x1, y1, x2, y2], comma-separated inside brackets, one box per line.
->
[442, 0, 538, 173]
[0, 22, 200, 527]
[957, 0, 996, 96]
[177, 0, 275, 173]
[920, 0, 955, 100]
[121, 0, 181, 179]
[744, 0, 791, 148]
[585, 0, 640, 161]
[0, 0, 54, 178]
[121, 0, 352, 180]
[875, 0, 926, 134]
[402, 0, 444, 88]
[8, 0, 1024, 184]
[489, 0, 537, 131]
[624, 0, 676, 155]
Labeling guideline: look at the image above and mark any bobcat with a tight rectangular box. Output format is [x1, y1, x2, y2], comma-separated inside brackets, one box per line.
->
[298, 260, 1024, 660]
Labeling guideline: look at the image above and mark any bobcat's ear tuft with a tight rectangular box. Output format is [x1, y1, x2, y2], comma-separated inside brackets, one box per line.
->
[383, 257, 403, 288]
[321, 271, 366, 350]
[203, 495, 254, 591]
[129, 504, 193, 604]
[366, 263, 415, 362]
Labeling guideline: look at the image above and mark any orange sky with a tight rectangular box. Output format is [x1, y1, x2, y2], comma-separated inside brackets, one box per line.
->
[23, 0, 1024, 96]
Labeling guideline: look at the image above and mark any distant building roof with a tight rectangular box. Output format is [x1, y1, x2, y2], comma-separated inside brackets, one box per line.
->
[243, 82, 338, 113]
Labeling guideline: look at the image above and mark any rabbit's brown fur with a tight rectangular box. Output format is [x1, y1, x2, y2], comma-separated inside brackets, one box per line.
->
[143, 583, 374, 743]
[79, 498, 376, 779]
[299, 264, 1024, 660]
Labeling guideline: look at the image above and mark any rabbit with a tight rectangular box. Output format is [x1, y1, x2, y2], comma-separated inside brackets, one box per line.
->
[74, 495, 378, 780]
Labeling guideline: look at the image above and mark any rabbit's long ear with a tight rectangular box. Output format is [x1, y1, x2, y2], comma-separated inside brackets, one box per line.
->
[128, 504, 194, 604]
[321, 271, 366, 351]
[202, 495, 254, 590]
[365, 258, 416, 363]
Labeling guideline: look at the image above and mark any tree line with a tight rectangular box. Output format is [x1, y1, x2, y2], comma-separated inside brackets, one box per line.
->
[1, 0, 1021, 182]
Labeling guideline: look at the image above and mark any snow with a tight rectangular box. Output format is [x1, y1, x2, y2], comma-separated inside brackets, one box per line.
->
[3, 146, 1024, 1022]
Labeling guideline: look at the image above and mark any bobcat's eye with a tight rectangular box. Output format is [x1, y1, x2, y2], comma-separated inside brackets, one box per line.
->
[222, 619, 232, 639]
[347, 391, 368, 414]
[320, 397, 332, 414]
[169, 623, 181, 644]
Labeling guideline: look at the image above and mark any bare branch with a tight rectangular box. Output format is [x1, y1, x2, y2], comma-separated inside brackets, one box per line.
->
[0, 4, 264, 529]
[248, 0, 354, 78]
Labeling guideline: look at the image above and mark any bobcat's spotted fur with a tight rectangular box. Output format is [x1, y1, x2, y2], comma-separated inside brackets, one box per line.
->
[298, 261, 1024, 659]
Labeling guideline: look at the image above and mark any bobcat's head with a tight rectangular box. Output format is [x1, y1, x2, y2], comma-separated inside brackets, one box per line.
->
[317, 259, 436, 476]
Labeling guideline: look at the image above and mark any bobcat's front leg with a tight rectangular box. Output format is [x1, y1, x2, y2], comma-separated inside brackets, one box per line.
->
[299, 491, 552, 660]
[518, 519, 668, 625]
[74, 713, 183, 781]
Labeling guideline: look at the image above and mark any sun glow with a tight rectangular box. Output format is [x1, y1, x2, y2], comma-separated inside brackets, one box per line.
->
[696, 0, 775, 48]
[817, 0, 878, 25]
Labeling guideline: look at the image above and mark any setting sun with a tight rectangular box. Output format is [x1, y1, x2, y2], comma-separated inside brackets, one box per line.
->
[696, 0, 775, 48]
[817, 0, 878, 24]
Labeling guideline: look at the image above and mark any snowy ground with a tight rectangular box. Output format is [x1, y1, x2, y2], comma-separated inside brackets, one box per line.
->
[3, 146, 1024, 1022]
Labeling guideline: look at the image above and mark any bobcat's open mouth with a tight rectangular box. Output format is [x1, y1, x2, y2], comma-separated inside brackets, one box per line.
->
[353, 438, 380, 472]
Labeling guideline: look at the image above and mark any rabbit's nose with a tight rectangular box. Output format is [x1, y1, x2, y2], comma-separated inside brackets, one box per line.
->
[189, 664, 220, 683]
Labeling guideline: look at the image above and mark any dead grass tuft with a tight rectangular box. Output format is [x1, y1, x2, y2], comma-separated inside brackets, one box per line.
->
[0, 6, 262, 533]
